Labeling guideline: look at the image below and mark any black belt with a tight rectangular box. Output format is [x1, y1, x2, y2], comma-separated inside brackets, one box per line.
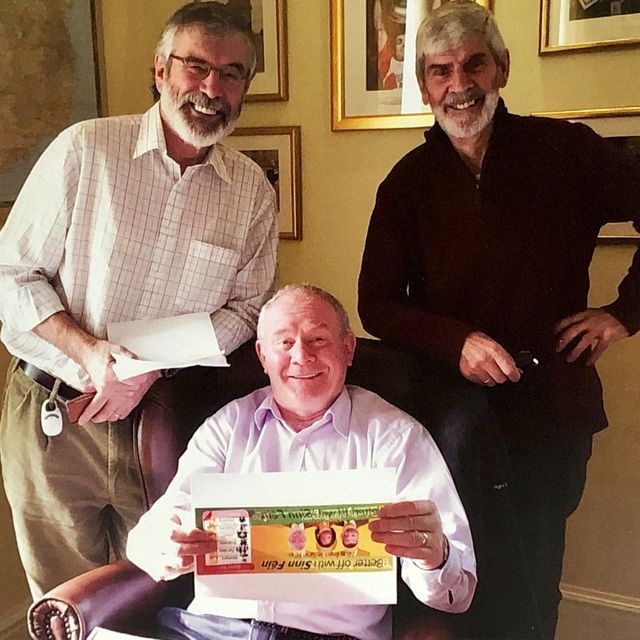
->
[247, 620, 357, 640]
[17, 360, 82, 401]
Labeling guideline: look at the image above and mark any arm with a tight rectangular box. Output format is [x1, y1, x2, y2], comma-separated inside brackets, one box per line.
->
[373, 419, 476, 613]
[358, 174, 518, 385]
[0, 127, 160, 422]
[211, 183, 278, 355]
[127, 408, 230, 580]
[555, 125, 640, 363]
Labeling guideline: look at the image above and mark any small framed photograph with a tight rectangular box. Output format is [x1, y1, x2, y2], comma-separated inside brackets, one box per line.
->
[534, 107, 640, 239]
[0, 0, 104, 206]
[330, 0, 492, 131]
[226, 126, 302, 240]
[213, 0, 288, 101]
[539, 0, 640, 54]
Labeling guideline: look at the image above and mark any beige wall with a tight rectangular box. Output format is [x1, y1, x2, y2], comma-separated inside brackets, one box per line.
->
[1, 0, 639, 625]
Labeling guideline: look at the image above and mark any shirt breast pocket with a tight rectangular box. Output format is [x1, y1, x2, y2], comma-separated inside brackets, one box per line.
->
[176, 241, 240, 313]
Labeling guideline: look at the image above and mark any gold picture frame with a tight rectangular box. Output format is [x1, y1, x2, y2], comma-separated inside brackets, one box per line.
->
[534, 107, 640, 240]
[226, 126, 302, 240]
[210, 0, 288, 101]
[331, 0, 492, 131]
[539, 0, 640, 54]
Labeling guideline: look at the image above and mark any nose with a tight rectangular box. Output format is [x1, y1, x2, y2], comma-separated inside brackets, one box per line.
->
[449, 66, 473, 93]
[199, 69, 223, 98]
[290, 340, 313, 365]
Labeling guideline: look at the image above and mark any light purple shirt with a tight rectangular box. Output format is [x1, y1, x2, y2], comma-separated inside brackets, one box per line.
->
[127, 385, 476, 640]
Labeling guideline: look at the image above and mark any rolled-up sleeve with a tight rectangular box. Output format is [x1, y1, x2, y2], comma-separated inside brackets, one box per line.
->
[0, 129, 79, 333]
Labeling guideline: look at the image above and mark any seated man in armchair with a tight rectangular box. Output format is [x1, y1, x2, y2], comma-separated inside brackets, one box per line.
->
[127, 284, 476, 640]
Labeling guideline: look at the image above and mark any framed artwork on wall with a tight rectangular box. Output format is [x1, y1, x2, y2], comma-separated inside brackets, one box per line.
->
[534, 107, 640, 239]
[226, 126, 302, 240]
[330, 0, 493, 131]
[539, 0, 640, 54]
[209, 0, 288, 101]
[0, 0, 104, 206]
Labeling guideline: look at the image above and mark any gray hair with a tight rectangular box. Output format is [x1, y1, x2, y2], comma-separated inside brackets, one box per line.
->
[154, 1, 257, 89]
[415, 1, 507, 82]
[258, 284, 352, 339]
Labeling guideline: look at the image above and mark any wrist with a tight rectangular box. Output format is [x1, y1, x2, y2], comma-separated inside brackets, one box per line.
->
[434, 534, 450, 570]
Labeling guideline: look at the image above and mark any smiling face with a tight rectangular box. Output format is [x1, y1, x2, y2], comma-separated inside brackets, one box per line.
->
[155, 26, 252, 149]
[418, 33, 509, 140]
[256, 291, 356, 430]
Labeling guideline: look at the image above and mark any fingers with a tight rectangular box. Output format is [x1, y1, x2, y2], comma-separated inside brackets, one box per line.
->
[554, 309, 629, 364]
[377, 500, 436, 519]
[459, 331, 520, 386]
[370, 500, 447, 569]
[161, 524, 216, 577]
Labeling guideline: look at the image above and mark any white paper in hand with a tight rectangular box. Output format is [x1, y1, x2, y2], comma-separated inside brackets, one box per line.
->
[108, 312, 228, 380]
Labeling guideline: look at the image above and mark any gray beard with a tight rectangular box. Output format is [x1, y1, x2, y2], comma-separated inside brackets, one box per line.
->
[433, 90, 499, 140]
[160, 91, 238, 148]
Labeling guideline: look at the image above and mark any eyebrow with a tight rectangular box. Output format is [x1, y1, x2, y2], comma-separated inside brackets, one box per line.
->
[272, 323, 330, 336]
[427, 52, 489, 74]
[186, 55, 247, 71]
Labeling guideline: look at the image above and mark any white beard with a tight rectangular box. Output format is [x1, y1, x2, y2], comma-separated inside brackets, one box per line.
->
[433, 89, 500, 140]
[160, 89, 239, 148]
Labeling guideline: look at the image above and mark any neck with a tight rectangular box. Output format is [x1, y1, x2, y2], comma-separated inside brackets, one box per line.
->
[449, 121, 494, 176]
[279, 406, 327, 432]
[160, 115, 211, 173]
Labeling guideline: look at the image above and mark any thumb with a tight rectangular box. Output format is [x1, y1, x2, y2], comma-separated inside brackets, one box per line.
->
[110, 344, 138, 360]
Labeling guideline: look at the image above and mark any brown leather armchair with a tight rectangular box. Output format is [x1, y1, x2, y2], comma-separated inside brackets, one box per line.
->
[26, 339, 537, 640]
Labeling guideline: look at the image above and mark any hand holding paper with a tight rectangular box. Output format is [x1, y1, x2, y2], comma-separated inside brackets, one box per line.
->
[75, 339, 161, 424]
[157, 514, 216, 580]
[369, 500, 448, 570]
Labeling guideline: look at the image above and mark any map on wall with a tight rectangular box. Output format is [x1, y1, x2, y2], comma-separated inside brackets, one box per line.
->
[0, 0, 101, 205]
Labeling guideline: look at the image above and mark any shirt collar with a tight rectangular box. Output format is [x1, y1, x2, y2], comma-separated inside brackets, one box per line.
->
[133, 102, 232, 184]
[254, 387, 352, 438]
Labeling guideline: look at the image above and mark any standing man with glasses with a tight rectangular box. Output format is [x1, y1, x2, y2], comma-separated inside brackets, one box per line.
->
[0, 2, 277, 598]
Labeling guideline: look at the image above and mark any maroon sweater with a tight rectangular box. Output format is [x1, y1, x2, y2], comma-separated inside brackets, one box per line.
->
[359, 101, 640, 439]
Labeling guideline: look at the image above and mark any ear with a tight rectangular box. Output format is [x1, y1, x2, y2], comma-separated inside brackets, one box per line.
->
[416, 56, 431, 107]
[154, 54, 167, 95]
[344, 332, 357, 367]
[496, 49, 510, 89]
[255, 340, 268, 373]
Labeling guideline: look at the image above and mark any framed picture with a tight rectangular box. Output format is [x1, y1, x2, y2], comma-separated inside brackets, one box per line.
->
[534, 107, 640, 239]
[330, 0, 492, 131]
[539, 0, 640, 54]
[210, 0, 288, 101]
[226, 126, 302, 239]
[0, 0, 104, 206]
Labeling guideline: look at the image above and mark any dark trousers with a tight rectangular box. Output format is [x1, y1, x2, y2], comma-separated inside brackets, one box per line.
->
[503, 431, 593, 640]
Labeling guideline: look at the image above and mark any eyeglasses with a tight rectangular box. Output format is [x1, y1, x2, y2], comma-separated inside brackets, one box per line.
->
[168, 54, 247, 85]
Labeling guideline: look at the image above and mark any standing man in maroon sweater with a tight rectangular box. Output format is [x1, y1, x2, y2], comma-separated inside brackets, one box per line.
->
[359, 2, 640, 639]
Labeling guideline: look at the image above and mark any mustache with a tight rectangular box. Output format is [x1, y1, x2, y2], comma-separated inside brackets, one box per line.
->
[443, 87, 485, 107]
[178, 92, 231, 117]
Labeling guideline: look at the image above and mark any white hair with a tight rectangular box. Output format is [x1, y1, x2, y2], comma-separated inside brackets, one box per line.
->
[415, 1, 507, 82]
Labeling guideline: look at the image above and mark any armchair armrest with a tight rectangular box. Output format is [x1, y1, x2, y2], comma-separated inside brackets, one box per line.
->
[27, 559, 174, 640]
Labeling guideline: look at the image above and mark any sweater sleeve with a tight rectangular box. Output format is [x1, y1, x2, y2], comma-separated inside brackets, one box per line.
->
[358, 167, 476, 369]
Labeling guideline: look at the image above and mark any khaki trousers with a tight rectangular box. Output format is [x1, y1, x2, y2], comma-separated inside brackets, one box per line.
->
[0, 359, 148, 598]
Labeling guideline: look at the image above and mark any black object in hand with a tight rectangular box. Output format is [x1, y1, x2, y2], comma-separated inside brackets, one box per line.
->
[514, 350, 539, 371]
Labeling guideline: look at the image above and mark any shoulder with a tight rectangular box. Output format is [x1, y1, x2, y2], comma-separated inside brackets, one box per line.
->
[346, 385, 425, 438]
[380, 141, 430, 188]
[205, 386, 271, 430]
[501, 110, 604, 151]
[50, 113, 142, 157]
